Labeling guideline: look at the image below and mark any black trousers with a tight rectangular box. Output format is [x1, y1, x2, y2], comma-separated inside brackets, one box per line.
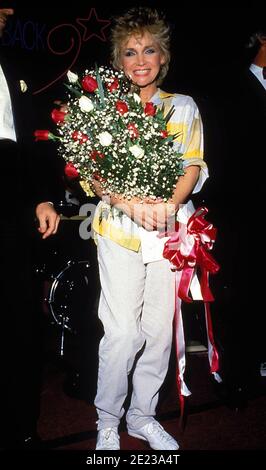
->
[0, 140, 42, 442]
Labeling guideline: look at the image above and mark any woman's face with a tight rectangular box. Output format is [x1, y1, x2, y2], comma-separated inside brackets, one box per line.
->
[120, 31, 165, 90]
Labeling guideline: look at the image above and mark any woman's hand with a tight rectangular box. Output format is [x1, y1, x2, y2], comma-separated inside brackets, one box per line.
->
[91, 182, 153, 230]
[117, 198, 176, 231]
[91, 178, 103, 199]
[137, 197, 176, 230]
[92, 179, 176, 231]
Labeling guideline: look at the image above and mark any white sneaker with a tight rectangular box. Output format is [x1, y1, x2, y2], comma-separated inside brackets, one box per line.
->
[96, 427, 120, 450]
[128, 421, 179, 450]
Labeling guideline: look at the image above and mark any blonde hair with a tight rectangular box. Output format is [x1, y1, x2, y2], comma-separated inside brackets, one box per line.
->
[110, 7, 171, 85]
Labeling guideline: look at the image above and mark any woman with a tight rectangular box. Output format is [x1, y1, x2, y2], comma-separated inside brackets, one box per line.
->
[92, 7, 208, 450]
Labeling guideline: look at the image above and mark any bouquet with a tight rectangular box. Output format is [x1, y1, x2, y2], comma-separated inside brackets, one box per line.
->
[34, 65, 184, 201]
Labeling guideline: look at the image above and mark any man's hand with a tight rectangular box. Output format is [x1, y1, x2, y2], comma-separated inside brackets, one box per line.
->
[35, 202, 60, 239]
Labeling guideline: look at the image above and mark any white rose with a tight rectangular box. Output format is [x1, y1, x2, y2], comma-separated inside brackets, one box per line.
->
[79, 96, 94, 112]
[129, 145, 145, 159]
[98, 131, 113, 147]
[67, 70, 78, 83]
[133, 93, 141, 104]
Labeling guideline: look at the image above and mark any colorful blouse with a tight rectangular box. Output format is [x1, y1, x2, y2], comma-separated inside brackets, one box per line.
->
[92, 89, 208, 251]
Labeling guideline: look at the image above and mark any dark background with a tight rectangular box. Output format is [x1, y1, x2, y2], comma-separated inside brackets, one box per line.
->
[2, 4, 265, 99]
[2, 0, 266, 368]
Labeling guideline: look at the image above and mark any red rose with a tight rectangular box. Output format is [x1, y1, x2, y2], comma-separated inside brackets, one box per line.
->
[51, 108, 68, 124]
[106, 78, 119, 92]
[72, 131, 89, 144]
[81, 75, 98, 93]
[34, 130, 51, 141]
[91, 150, 104, 161]
[115, 100, 128, 115]
[160, 130, 168, 139]
[144, 102, 156, 116]
[93, 172, 106, 182]
[127, 123, 139, 139]
[64, 162, 80, 180]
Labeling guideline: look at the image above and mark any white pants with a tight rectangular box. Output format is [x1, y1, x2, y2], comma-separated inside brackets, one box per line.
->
[95, 235, 175, 431]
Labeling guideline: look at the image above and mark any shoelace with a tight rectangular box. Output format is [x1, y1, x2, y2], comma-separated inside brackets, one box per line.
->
[101, 428, 118, 444]
[148, 423, 173, 443]
[104, 429, 113, 440]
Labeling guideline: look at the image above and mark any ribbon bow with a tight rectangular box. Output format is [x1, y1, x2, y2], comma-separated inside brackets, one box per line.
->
[163, 206, 220, 303]
[161, 207, 222, 419]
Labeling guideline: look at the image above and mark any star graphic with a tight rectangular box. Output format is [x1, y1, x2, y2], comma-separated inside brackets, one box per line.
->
[76, 8, 111, 42]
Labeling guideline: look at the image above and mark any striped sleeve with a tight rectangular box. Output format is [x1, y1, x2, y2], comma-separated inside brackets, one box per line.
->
[168, 95, 208, 193]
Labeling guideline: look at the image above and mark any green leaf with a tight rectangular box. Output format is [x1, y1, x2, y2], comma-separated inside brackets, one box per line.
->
[85, 127, 94, 140]
[95, 63, 106, 108]
[64, 83, 83, 98]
